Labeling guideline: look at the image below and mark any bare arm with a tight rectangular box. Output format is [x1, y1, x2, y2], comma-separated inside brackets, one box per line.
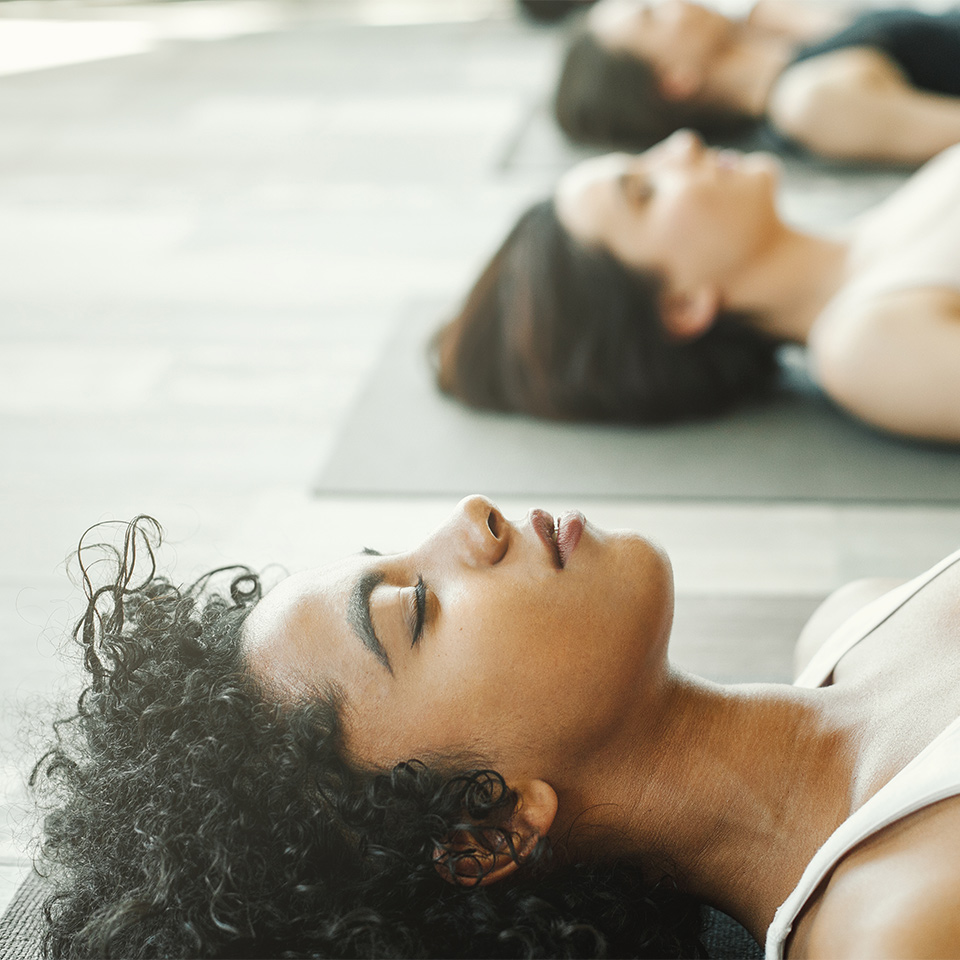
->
[770, 49, 960, 165]
[802, 805, 960, 959]
[807, 875, 960, 959]
[811, 289, 960, 444]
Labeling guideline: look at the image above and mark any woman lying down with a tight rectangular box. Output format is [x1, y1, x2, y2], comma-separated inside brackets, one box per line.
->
[436, 132, 960, 444]
[32, 501, 960, 958]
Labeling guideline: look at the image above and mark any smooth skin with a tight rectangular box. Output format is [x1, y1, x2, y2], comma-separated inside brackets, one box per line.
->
[588, 0, 960, 166]
[244, 495, 960, 957]
[555, 129, 960, 443]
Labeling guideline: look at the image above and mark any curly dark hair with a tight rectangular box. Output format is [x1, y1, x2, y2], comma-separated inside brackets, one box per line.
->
[434, 200, 779, 423]
[30, 516, 705, 959]
[554, 29, 754, 148]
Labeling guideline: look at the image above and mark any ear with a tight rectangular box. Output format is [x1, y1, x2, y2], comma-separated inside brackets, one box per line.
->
[658, 64, 702, 102]
[662, 287, 720, 342]
[434, 779, 558, 887]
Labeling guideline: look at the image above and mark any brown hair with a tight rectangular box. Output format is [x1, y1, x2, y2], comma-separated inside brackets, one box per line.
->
[555, 28, 753, 147]
[516, 0, 598, 23]
[434, 200, 779, 423]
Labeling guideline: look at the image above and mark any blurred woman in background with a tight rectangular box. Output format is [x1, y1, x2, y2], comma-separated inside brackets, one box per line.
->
[556, 0, 960, 165]
[435, 130, 960, 443]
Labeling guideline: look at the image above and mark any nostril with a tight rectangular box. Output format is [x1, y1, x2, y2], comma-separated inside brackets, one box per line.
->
[487, 510, 500, 538]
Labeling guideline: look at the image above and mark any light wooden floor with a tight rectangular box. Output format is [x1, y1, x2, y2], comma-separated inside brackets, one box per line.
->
[2, 0, 960, 914]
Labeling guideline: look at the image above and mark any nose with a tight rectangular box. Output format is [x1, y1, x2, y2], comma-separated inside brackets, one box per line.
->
[451, 494, 509, 566]
[660, 128, 704, 163]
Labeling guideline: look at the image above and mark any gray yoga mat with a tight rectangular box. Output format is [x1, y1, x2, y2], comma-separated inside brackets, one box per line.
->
[313, 306, 960, 502]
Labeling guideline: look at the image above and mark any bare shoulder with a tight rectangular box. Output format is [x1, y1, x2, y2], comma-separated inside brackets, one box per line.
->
[769, 47, 905, 146]
[774, 45, 903, 99]
[810, 287, 960, 377]
[807, 882, 960, 959]
[798, 797, 960, 959]
[793, 578, 904, 679]
[809, 288, 960, 443]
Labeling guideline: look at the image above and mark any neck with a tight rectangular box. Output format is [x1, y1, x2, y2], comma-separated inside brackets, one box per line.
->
[705, 29, 794, 119]
[723, 226, 849, 344]
[557, 671, 858, 944]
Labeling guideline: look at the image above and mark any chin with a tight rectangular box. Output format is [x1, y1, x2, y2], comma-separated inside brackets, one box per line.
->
[626, 536, 675, 657]
[609, 527, 674, 590]
[744, 150, 781, 183]
[739, 158, 780, 219]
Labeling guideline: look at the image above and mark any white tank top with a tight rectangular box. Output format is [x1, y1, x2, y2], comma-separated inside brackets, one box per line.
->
[815, 144, 960, 330]
[765, 545, 960, 959]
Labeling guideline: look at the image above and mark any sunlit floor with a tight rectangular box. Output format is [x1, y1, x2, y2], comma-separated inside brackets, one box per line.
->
[2, 0, 959, 915]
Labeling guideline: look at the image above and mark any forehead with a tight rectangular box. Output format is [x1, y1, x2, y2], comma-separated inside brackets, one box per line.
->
[242, 556, 363, 698]
[555, 152, 631, 245]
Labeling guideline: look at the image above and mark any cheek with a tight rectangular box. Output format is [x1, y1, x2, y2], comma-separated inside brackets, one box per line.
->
[417, 601, 600, 753]
[662, 191, 735, 275]
[340, 669, 403, 760]
[646, 201, 713, 281]
[345, 624, 520, 766]
[344, 556, 672, 770]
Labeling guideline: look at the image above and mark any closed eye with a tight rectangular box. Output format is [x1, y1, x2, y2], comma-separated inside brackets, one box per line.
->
[619, 172, 652, 208]
[411, 575, 427, 647]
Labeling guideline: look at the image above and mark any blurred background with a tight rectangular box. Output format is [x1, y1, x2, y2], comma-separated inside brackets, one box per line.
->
[2, 0, 959, 915]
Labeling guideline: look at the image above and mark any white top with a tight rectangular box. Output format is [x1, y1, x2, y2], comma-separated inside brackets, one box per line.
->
[765, 545, 960, 959]
[816, 144, 960, 330]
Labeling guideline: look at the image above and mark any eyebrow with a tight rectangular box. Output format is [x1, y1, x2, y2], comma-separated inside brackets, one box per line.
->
[347, 570, 392, 674]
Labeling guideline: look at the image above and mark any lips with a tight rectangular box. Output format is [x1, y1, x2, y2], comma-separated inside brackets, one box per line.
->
[715, 148, 740, 170]
[530, 509, 584, 569]
[556, 510, 584, 568]
[530, 509, 560, 568]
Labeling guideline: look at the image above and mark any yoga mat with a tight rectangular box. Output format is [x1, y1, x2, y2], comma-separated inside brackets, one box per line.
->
[314, 305, 960, 503]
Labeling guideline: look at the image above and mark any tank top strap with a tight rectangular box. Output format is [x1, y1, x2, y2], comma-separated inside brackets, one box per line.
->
[766, 714, 960, 958]
[794, 546, 960, 689]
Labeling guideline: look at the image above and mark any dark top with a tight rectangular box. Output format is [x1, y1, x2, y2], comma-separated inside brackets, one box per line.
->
[789, 7, 960, 97]
[762, 8, 960, 152]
